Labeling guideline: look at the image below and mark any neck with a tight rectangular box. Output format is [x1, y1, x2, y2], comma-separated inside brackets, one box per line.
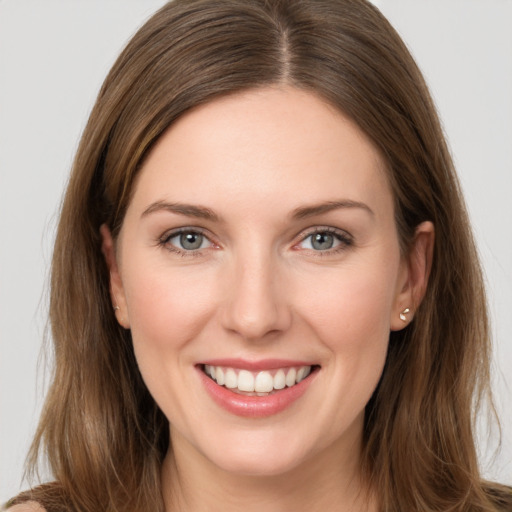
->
[160, 429, 378, 512]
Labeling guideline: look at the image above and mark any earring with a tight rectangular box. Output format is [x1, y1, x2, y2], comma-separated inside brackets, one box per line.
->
[399, 307, 410, 322]
[113, 306, 120, 312]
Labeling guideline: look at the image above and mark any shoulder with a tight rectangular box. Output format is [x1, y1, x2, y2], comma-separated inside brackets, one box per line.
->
[484, 483, 512, 512]
[4, 502, 46, 512]
[4, 482, 68, 512]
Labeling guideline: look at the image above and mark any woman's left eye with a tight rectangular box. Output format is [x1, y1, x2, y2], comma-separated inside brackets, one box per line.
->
[297, 230, 352, 252]
[161, 230, 213, 252]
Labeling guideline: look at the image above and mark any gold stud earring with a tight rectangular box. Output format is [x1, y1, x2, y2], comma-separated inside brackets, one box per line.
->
[399, 307, 410, 322]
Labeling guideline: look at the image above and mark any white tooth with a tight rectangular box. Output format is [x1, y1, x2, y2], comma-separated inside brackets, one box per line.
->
[273, 369, 286, 390]
[209, 365, 216, 379]
[238, 370, 255, 392]
[285, 368, 297, 387]
[204, 364, 211, 376]
[215, 367, 225, 385]
[224, 368, 237, 389]
[255, 371, 274, 393]
[303, 366, 311, 379]
[296, 367, 305, 382]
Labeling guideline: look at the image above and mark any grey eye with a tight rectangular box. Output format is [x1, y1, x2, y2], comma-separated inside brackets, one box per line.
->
[297, 230, 350, 252]
[179, 232, 205, 250]
[162, 229, 214, 253]
[310, 232, 335, 250]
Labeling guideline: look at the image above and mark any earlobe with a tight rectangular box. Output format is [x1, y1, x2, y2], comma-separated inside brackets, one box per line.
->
[100, 224, 130, 329]
[390, 221, 435, 331]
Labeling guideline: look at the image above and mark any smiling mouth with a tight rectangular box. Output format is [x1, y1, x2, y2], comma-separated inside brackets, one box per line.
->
[202, 364, 318, 396]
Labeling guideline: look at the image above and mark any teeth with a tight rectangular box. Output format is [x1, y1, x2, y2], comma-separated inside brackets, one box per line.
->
[274, 369, 286, 390]
[238, 370, 255, 392]
[215, 367, 225, 386]
[204, 364, 313, 394]
[224, 368, 237, 389]
[255, 371, 274, 393]
[285, 368, 296, 387]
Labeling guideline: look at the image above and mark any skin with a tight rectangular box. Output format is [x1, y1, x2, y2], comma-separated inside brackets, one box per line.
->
[102, 86, 434, 512]
[8, 504, 45, 512]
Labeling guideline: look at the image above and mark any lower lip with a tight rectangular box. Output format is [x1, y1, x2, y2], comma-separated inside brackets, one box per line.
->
[197, 366, 317, 418]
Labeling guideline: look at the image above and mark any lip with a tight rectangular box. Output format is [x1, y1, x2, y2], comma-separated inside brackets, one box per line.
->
[197, 362, 319, 418]
[198, 358, 314, 371]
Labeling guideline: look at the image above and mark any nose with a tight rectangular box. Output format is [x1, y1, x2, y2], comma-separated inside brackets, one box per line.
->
[220, 250, 292, 341]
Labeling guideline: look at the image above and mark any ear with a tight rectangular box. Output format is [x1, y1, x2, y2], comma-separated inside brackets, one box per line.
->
[100, 224, 130, 329]
[390, 221, 435, 331]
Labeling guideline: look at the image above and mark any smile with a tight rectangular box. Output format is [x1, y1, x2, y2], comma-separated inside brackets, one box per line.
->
[203, 365, 312, 395]
[198, 361, 319, 417]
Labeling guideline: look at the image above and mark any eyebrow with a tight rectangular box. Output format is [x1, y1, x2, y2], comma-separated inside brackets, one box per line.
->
[141, 201, 221, 222]
[141, 199, 373, 222]
[292, 200, 374, 219]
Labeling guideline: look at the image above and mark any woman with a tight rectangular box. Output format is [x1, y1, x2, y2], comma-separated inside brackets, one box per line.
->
[6, 0, 511, 511]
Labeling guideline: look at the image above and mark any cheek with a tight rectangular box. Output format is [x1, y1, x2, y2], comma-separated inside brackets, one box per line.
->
[297, 260, 399, 404]
[121, 260, 219, 423]
[122, 260, 217, 362]
[300, 263, 398, 346]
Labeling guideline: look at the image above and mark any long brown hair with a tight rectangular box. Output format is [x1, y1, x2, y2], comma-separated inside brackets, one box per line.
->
[10, 1, 510, 511]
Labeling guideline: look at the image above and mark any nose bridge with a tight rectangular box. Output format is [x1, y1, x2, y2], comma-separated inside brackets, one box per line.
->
[222, 242, 290, 340]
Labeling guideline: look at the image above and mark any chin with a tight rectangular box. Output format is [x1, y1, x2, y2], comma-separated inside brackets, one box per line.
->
[210, 449, 306, 478]
[195, 428, 315, 477]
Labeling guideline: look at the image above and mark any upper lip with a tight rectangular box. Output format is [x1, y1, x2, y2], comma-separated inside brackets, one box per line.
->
[197, 358, 318, 371]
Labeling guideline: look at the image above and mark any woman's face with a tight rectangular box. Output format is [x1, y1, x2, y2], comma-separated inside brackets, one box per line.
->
[104, 87, 426, 477]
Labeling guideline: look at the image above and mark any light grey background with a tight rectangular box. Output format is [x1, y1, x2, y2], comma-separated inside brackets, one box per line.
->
[1, 0, 511, 503]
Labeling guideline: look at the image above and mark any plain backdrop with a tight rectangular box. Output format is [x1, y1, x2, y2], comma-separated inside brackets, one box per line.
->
[1, 0, 511, 503]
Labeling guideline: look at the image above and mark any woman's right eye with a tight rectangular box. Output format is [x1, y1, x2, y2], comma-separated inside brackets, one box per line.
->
[160, 230, 214, 253]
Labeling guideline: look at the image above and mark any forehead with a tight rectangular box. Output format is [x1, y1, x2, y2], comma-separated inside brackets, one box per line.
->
[129, 86, 392, 219]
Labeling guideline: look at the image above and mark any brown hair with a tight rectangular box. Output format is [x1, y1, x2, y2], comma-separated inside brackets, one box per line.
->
[9, 1, 510, 511]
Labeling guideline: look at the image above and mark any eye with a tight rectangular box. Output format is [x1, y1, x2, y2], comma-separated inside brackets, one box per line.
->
[297, 229, 352, 252]
[160, 229, 214, 252]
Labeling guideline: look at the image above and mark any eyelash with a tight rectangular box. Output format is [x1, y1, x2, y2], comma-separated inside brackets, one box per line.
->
[294, 227, 353, 256]
[158, 228, 215, 257]
[157, 226, 353, 257]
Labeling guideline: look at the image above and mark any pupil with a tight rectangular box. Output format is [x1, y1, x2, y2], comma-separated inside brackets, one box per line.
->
[180, 232, 202, 250]
[312, 233, 334, 250]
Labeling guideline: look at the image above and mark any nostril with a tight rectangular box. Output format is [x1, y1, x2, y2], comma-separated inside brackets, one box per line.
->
[221, 298, 292, 341]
